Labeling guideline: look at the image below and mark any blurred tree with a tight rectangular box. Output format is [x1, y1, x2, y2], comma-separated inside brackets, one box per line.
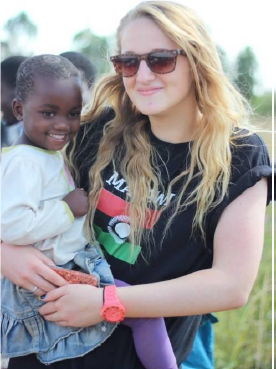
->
[72, 29, 111, 75]
[1, 12, 37, 60]
[234, 46, 258, 101]
[216, 45, 229, 75]
[5, 12, 37, 36]
[251, 91, 273, 117]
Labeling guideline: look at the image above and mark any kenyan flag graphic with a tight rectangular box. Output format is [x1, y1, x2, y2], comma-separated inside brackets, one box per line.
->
[94, 188, 160, 265]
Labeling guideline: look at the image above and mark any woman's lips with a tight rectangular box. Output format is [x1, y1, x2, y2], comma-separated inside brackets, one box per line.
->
[137, 87, 163, 96]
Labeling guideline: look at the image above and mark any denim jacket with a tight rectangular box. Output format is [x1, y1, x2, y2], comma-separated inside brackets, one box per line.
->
[1, 245, 117, 365]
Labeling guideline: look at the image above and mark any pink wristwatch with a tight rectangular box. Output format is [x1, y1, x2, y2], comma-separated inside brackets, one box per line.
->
[101, 285, 126, 322]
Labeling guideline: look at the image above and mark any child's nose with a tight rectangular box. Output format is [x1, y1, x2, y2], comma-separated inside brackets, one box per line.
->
[53, 118, 70, 130]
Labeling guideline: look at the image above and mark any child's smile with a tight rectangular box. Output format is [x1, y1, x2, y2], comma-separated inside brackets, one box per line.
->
[49, 134, 66, 140]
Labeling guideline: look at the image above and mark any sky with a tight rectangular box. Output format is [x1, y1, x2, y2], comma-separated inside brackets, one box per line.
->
[0, 0, 274, 93]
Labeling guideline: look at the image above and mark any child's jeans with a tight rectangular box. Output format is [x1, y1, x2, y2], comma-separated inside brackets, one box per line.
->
[1, 244, 117, 365]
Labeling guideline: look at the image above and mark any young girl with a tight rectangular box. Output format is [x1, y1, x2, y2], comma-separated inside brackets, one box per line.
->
[2, 2, 271, 368]
[1, 54, 177, 369]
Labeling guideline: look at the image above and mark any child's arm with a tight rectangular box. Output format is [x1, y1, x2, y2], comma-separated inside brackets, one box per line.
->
[1, 156, 75, 245]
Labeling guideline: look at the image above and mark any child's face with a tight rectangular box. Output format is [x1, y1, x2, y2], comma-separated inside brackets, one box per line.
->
[13, 77, 82, 151]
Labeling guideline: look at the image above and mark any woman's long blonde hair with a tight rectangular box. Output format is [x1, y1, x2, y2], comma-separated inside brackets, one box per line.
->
[66, 1, 252, 251]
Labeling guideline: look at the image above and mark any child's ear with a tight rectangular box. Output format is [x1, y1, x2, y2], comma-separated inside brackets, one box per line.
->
[12, 99, 24, 121]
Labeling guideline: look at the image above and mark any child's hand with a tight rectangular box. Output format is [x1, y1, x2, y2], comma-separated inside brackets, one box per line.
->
[63, 188, 89, 217]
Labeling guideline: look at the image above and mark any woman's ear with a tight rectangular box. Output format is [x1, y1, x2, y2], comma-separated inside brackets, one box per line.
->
[12, 99, 24, 121]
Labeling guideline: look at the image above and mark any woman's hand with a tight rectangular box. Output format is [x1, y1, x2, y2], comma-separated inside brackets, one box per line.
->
[1, 243, 69, 295]
[39, 284, 104, 327]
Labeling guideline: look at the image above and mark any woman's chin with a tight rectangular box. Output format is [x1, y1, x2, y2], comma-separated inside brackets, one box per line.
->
[137, 105, 165, 117]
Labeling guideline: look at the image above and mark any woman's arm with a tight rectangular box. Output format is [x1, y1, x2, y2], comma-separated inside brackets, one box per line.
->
[119, 177, 267, 316]
[39, 178, 267, 326]
[1, 244, 69, 295]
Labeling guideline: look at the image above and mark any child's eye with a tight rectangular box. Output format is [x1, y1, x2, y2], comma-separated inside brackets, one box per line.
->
[43, 111, 54, 117]
[69, 111, 81, 118]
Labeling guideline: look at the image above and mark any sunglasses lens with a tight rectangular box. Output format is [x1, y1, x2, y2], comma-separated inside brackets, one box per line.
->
[113, 56, 139, 77]
[148, 52, 176, 73]
[111, 51, 180, 77]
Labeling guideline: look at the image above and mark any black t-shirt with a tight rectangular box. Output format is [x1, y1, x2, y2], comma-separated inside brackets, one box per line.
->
[69, 111, 271, 368]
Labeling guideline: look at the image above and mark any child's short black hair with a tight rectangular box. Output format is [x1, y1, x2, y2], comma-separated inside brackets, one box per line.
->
[60, 51, 97, 88]
[16, 54, 80, 102]
[1, 56, 28, 88]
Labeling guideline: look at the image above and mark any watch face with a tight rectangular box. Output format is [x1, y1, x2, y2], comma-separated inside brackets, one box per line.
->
[104, 306, 125, 322]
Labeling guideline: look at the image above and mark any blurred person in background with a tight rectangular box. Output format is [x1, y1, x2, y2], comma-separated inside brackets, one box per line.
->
[1, 55, 27, 147]
[60, 51, 97, 104]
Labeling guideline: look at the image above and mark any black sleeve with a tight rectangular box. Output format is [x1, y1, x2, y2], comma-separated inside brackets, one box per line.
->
[207, 133, 272, 239]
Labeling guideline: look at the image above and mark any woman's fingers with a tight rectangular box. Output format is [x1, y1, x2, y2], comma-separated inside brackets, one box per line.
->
[1, 244, 69, 292]
[39, 302, 59, 317]
[34, 288, 47, 296]
[40, 303, 66, 324]
[39, 285, 104, 327]
[25, 273, 59, 295]
[55, 321, 70, 327]
[20, 256, 69, 292]
[39, 286, 69, 320]
[36, 264, 69, 290]
[32, 249, 69, 288]
[34, 249, 56, 266]
[22, 284, 46, 296]
[42, 310, 70, 326]
[43, 285, 68, 301]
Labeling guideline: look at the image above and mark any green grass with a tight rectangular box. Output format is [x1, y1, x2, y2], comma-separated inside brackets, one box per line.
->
[214, 204, 272, 369]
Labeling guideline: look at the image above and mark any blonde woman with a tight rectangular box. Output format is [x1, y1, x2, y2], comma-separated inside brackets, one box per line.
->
[2, 2, 271, 368]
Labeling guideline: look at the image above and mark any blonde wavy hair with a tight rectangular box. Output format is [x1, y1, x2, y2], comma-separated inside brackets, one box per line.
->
[66, 1, 252, 251]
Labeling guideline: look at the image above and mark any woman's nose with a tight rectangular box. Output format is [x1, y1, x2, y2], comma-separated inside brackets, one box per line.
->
[135, 60, 155, 82]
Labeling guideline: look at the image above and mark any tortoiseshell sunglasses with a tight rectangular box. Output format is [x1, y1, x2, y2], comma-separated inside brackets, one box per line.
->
[110, 49, 186, 77]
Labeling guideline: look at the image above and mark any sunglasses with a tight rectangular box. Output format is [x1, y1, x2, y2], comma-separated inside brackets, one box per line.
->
[110, 49, 186, 77]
